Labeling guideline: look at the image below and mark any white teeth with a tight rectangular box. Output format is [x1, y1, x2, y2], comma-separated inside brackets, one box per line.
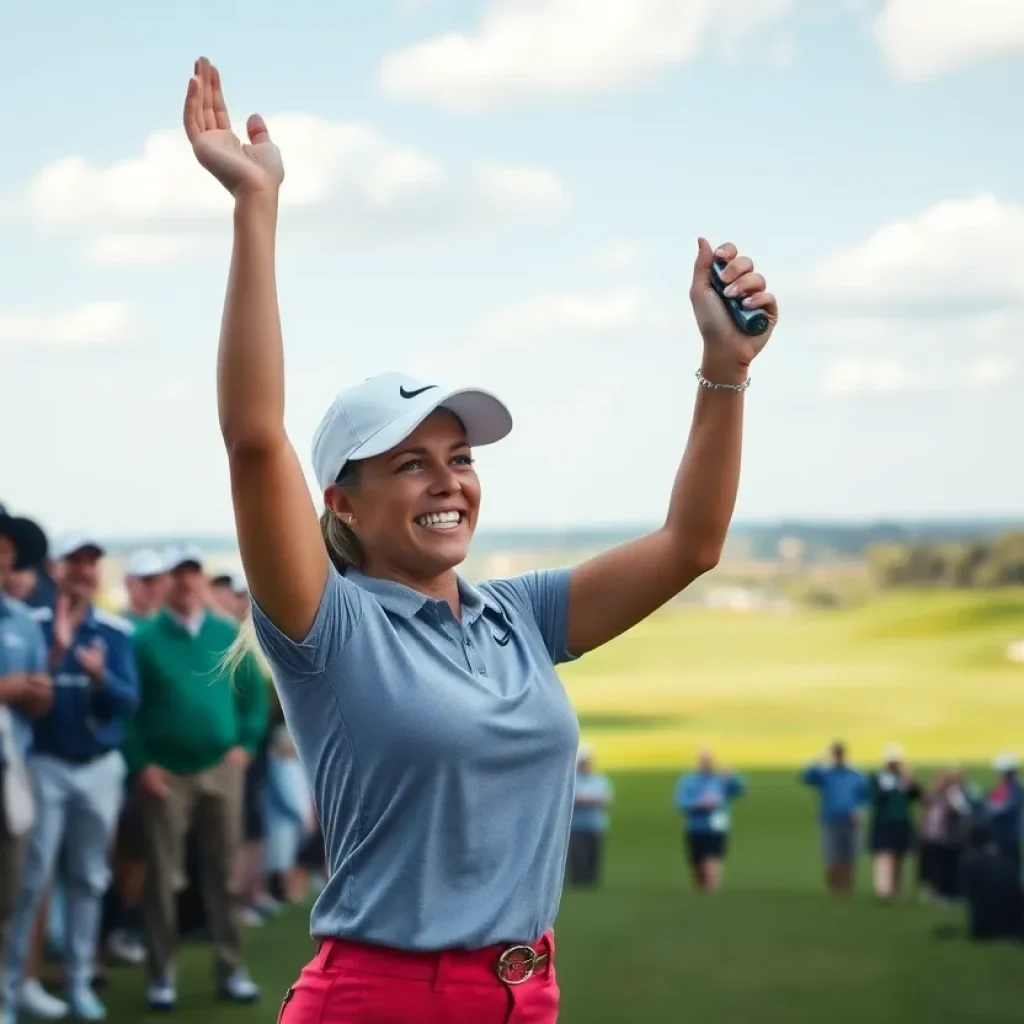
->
[415, 511, 462, 530]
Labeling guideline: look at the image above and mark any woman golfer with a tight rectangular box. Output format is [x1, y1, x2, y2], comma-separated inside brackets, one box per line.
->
[185, 56, 777, 1024]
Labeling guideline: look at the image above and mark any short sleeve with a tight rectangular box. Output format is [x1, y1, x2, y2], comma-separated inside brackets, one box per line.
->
[482, 567, 577, 665]
[251, 567, 364, 679]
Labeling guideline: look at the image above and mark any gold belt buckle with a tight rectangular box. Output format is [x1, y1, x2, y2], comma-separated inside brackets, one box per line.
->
[496, 945, 539, 985]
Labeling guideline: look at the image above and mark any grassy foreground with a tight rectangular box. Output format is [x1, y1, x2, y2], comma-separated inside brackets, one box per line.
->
[95, 770, 1021, 1023]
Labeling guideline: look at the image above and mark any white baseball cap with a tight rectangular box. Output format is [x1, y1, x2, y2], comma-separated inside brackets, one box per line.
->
[125, 548, 166, 578]
[883, 743, 904, 763]
[52, 530, 106, 560]
[311, 372, 513, 491]
[994, 753, 1020, 772]
[163, 543, 205, 572]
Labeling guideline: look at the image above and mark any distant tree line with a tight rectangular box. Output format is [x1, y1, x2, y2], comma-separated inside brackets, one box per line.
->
[867, 531, 1024, 588]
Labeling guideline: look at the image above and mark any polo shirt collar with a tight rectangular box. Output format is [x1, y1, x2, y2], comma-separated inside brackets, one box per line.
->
[344, 570, 502, 626]
[160, 607, 206, 636]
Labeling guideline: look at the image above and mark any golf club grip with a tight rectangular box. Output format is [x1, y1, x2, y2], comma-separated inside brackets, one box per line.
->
[710, 258, 771, 337]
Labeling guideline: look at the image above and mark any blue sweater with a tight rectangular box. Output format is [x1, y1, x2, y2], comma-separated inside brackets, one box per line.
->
[675, 771, 746, 834]
[801, 762, 867, 824]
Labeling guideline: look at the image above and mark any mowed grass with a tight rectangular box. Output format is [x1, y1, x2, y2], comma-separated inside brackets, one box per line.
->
[561, 587, 1024, 769]
[92, 588, 1024, 1021]
[97, 771, 1022, 1023]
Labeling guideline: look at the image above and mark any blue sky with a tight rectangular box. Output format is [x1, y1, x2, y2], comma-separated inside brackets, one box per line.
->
[2, 0, 1022, 538]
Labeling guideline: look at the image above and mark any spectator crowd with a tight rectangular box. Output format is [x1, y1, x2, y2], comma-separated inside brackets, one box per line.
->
[0, 504, 324, 1023]
[571, 739, 1024, 941]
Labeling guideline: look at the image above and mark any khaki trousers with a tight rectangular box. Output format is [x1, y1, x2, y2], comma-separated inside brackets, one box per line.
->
[141, 760, 244, 983]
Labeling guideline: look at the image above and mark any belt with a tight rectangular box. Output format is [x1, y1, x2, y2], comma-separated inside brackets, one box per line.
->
[41, 750, 114, 767]
[315, 933, 554, 987]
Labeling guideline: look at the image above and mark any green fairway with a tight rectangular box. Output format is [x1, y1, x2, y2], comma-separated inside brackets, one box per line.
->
[562, 588, 1024, 769]
[94, 770, 1020, 1023]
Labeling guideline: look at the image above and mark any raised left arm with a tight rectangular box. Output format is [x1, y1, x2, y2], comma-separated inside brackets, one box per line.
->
[566, 238, 777, 656]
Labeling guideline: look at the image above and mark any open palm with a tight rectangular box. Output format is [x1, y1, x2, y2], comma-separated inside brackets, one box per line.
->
[184, 57, 284, 196]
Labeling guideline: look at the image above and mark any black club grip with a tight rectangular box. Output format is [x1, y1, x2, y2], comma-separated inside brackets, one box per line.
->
[710, 258, 771, 337]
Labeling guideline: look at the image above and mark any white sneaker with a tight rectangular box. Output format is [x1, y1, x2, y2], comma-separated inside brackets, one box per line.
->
[66, 985, 107, 1022]
[253, 895, 285, 917]
[19, 978, 69, 1020]
[219, 969, 260, 1004]
[105, 929, 146, 966]
[145, 979, 177, 1013]
[240, 907, 264, 928]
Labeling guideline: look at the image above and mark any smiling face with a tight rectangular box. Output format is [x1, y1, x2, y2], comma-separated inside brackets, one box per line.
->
[60, 547, 102, 605]
[326, 409, 480, 582]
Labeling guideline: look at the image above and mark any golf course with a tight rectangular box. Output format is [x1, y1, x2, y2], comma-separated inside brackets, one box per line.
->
[95, 586, 1024, 1022]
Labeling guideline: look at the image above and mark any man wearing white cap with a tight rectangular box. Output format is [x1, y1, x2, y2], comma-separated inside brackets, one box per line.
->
[125, 543, 267, 1010]
[3, 532, 139, 1022]
[209, 573, 249, 623]
[986, 754, 1023, 875]
[122, 549, 168, 624]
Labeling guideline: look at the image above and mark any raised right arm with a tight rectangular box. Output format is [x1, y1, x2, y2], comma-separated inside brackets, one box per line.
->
[186, 57, 327, 640]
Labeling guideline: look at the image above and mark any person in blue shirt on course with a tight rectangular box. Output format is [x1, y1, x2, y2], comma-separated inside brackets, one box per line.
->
[2, 531, 139, 1023]
[0, 506, 53, 1024]
[566, 745, 614, 888]
[801, 741, 868, 897]
[675, 749, 746, 891]
[184, 55, 779, 1024]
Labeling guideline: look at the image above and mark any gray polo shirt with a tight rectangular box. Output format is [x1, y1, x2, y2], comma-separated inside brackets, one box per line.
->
[252, 565, 581, 950]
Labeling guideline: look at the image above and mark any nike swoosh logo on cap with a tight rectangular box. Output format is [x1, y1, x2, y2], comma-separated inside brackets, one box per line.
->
[400, 385, 438, 399]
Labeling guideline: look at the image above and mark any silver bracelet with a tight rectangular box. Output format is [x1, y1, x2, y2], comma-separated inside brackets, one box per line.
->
[695, 367, 750, 392]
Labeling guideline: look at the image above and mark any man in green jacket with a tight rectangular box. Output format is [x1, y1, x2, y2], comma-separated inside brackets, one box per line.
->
[124, 545, 267, 1013]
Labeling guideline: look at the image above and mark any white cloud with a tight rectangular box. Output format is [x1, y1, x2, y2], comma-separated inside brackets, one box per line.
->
[380, 0, 795, 112]
[9, 115, 565, 262]
[481, 287, 654, 344]
[25, 117, 443, 226]
[967, 356, 1014, 389]
[85, 233, 215, 266]
[591, 243, 641, 272]
[874, 0, 1024, 82]
[810, 194, 1024, 311]
[474, 163, 566, 214]
[821, 357, 925, 398]
[822, 351, 1014, 399]
[0, 302, 135, 349]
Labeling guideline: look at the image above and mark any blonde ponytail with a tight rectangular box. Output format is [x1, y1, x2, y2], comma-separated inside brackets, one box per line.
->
[221, 498, 364, 678]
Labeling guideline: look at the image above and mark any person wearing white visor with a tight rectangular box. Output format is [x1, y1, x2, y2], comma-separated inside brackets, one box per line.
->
[123, 549, 168, 624]
[867, 743, 922, 901]
[185, 56, 778, 1024]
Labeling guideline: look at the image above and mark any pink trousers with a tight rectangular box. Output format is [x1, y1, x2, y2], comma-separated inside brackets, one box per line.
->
[278, 930, 560, 1023]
